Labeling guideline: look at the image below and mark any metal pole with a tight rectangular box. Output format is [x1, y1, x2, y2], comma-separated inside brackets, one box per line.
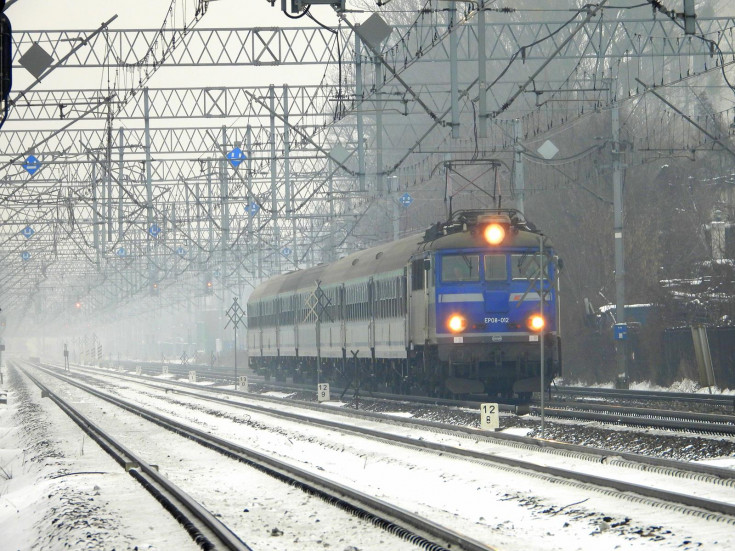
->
[283, 84, 297, 268]
[539, 234, 545, 438]
[477, 1, 487, 139]
[514, 119, 525, 213]
[269, 85, 280, 273]
[355, 33, 366, 192]
[220, 126, 229, 287]
[118, 127, 124, 242]
[612, 103, 628, 387]
[375, 57, 384, 197]
[450, 5, 460, 139]
[91, 158, 100, 269]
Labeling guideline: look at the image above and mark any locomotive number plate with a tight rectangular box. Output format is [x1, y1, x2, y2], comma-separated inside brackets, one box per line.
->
[484, 317, 509, 324]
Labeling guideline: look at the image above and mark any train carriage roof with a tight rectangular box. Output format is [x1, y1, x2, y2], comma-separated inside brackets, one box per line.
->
[249, 223, 552, 301]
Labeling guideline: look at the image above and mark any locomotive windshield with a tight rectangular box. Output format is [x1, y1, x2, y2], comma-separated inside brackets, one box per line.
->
[484, 254, 507, 281]
[442, 254, 480, 281]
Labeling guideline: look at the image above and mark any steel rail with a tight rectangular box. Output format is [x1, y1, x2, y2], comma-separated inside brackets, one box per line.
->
[13, 361, 252, 551]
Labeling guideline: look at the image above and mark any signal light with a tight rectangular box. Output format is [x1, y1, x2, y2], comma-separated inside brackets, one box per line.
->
[206, 280, 213, 295]
[527, 314, 545, 332]
[447, 314, 467, 333]
[75, 301, 81, 309]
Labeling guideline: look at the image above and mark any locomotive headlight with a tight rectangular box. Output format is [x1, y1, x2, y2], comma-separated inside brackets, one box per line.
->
[448, 314, 467, 333]
[483, 223, 506, 245]
[527, 314, 545, 332]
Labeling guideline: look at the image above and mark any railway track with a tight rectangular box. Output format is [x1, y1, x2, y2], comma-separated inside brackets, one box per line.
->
[552, 385, 735, 409]
[31, 359, 735, 525]
[23, 359, 497, 551]
[13, 360, 252, 551]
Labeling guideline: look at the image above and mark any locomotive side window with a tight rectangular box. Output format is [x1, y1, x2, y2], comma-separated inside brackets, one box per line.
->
[484, 254, 507, 281]
[411, 259, 424, 291]
[442, 255, 480, 282]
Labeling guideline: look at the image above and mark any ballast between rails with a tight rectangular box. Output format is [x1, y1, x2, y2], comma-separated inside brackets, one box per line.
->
[13, 361, 253, 551]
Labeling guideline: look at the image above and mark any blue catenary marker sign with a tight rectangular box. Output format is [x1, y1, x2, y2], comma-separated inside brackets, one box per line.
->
[399, 192, 413, 208]
[226, 147, 247, 168]
[246, 202, 260, 216]
[23, 155, 41, 175]
[149, 224, 161, 238]
[21, 226, 35, 239]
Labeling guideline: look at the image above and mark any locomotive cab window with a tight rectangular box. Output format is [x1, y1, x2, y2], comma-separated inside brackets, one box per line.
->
[484, 254, 507, 281]
[512, 253, 549, 280]
[442, 255, 480, 282]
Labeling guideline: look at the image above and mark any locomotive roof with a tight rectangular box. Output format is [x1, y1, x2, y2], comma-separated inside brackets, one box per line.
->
[249, 224, 552, 300]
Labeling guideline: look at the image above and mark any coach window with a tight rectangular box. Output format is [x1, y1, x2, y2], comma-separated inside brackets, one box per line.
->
[442, 255, 480, 282]
[411, 259, 425, 291]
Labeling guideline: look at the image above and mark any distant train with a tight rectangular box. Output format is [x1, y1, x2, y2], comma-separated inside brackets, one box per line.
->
[247, 209, 562, 399]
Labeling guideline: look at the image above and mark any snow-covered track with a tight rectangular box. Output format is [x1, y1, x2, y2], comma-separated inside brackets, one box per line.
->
[38, 360, 735, 523]
[537, 401, 735, 435]
[552, 386, 735, 408]
[13, 361, 253, 551]
[28, 361, 497, 551]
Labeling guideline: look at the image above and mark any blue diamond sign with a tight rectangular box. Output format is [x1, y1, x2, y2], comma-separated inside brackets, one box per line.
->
[226, 147, 247, 168]
[614, 323, 628, 341]
[246, 201, 260, 216]
[21, 251, 31, 261]
[148, 224, 161, 238]
[177, 247, 186, 256]
[399, 192, 413, 208]
[23, 155, 41, 176]
[21, 226, 35, 239]
[282, 247, 291, 257]
[116, 247, 126, 258]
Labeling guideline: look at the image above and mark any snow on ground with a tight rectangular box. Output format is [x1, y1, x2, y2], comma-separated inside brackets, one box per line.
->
[0, 365, 198, 551]
[4, 361, 735, 550]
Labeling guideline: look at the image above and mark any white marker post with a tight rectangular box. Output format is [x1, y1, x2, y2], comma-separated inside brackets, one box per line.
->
[317, 383, 330, 402]
[188, 370, 197, 383]
[238, 375, 249, 392]
[480, 403, 500, 431]
[135, 366, 141, 376]
[162, 365, 169, 375]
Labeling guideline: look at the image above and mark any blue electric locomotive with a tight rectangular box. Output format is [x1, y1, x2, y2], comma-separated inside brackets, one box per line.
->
[247, 209, 561, 398]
